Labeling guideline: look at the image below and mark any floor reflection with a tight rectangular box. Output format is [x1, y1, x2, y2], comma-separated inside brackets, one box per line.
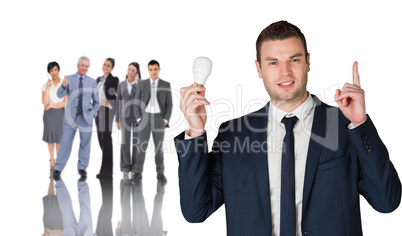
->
[42, 170, 64, 236]
[116, 179, 167, 236]
[56, 178, 96, 236]
[96, 177, 114, 236]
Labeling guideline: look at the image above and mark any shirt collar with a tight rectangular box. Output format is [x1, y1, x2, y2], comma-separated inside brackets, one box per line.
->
[127, 79, 138, 86]
[76, 73, 86, 82]
[269, 93, 314, 123]
[150, 78, 159, 86]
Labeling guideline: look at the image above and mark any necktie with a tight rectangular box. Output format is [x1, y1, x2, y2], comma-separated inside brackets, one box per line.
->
[77, 77, 83, 114]
[280, 116, 298, 236]
[150, 81, 156, 107]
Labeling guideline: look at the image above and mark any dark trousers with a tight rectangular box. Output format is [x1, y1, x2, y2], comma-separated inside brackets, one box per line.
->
[134, 113, 165, 174]
[95, 106, 115, 175]
[120, 118, 138, 172]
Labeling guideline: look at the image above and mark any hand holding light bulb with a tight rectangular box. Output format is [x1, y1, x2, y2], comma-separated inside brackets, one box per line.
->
[179, 56, 213, 137]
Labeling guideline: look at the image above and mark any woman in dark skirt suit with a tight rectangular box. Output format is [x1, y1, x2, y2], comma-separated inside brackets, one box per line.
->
[42, 61, 67, 169]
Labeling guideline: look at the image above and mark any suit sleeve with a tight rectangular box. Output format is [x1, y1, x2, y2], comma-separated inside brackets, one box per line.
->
[347, 115, 401, 213]
[57, 84, 68, 98]
[174, 125, 226, 223]
[163, 82, 173, 124]
[92, 81, 100, 117]
[116, 83, 122, 122]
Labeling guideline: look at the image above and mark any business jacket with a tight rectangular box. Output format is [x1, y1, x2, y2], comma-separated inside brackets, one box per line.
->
[57, 74, 99, 124]
[96, 73, 119, 109]
[133, 78, 173, 127]
[175, 95, 401, 236]
[116, 79, 140, 123]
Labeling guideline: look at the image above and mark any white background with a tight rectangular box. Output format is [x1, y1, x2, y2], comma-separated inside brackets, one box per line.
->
[0, 0, 401, 235]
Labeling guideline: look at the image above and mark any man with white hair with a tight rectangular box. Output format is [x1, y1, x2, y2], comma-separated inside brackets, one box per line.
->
[53, 56, 99, 181]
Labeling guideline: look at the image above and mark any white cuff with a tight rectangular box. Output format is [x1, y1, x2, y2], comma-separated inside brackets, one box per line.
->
[347, 117, 368, 129]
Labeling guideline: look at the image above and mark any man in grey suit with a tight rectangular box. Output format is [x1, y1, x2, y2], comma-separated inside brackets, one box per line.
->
[53, 56, 100, 180]
[133, 60, 173, 185]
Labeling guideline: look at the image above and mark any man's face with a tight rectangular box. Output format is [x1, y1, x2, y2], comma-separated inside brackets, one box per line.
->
[255, 37, 310, 106]
[77, 59, 90, 76]
[148, 64, 160, 81]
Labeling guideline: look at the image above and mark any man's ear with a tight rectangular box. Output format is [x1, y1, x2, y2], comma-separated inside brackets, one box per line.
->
[255, 60, 262, 78]
[307, 53, 310, 72]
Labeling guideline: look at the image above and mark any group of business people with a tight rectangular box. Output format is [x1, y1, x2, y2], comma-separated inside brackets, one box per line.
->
[42, 56, 172, 185]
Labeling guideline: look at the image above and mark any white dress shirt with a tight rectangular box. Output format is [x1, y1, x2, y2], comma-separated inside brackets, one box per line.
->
[42, 80, 64, 104]
[145, 78, 161, 114]
[126, 79, 138, 95]
[268, 94, 314, 236]
[98, 75, 112, 109]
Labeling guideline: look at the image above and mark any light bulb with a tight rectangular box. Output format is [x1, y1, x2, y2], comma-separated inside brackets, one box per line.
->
[193, 56, 212, 86]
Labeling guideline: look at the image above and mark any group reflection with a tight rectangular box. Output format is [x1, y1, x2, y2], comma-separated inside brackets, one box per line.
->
[56, 178, 96, 236]
[116, 179, 167, 236]
[42, 172, 167, 236]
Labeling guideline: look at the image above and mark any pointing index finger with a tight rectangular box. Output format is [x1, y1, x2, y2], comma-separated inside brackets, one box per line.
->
[353, 61, 361, 88]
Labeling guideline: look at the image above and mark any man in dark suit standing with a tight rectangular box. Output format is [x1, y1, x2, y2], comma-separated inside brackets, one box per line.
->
[133, 60, 173, 185]
[175, 21, 401, 235]
[95, 58, 119, 178]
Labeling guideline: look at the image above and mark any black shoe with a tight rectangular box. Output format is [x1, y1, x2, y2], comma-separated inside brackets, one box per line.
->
[96, 172, 112, 179]
[78, 169, 87, 177]
[131, 172, 142, 185]
[157, 173, 167, 186]
[53, 170, 61, 181]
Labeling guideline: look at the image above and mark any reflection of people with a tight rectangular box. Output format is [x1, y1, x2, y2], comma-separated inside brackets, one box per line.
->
[176, 21, 401, 235]
[133, 60, 173, 185]
[42, 170, 64, 236]
[95, 58, 119, 178]
[115, 179, 167, 236]
[95, 177, 113, 236]
[53, 56, 99, 180]
[116, 62, 141, 178]
[56, 179, 97, 236]
[42, 61, 67, 170]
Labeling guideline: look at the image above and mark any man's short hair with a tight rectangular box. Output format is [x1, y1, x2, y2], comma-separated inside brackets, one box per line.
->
[78, 56, 90, 66]
[148, 59, 160, 68]
[256, 20, 308, 64]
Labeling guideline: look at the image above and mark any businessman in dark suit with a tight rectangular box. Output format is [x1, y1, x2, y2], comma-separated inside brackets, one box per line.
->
[175, 21, 401, 235]
[133, 60, 173, 185]
[95, 58, 119, 178]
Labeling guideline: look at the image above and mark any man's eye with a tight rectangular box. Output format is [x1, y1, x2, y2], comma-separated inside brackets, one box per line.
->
[270, 62, 277, 65]
[291, 59, 300, 63]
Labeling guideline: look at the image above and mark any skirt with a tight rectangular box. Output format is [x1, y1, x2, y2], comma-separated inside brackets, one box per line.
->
[42, 108, 64, 143]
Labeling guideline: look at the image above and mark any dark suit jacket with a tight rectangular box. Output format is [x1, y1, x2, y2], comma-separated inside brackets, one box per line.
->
[96, 73, 119, 109]
[134, 78, 173, 127]
[174, 96, 401, 236]
[115, 79, 141, 122]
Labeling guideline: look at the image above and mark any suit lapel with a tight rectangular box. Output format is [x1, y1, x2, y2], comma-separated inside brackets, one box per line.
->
[302, 96, 332, 217]
[122, 80, 129, 99]
[251, 103, 272, 230]
[144, 79, 151, 105]
[156, 79, 163, 109]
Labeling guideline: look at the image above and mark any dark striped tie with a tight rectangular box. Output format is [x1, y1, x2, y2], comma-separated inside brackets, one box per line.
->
[77, 77, 83, 114]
